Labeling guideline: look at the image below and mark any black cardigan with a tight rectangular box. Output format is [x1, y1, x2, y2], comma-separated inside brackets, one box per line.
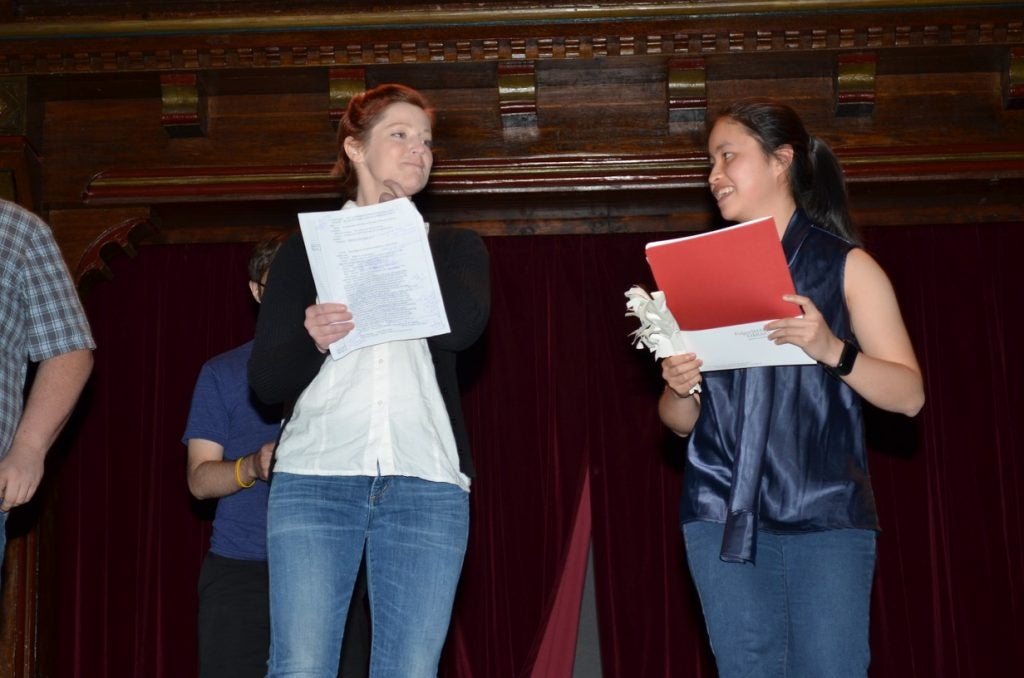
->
[248, 226, 490, 477]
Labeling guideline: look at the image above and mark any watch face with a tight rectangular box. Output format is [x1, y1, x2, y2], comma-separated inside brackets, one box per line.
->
[837, 340, 857, 376]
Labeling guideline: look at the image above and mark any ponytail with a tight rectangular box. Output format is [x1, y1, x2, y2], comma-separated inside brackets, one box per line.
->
[800, 136, 859, 245]
[711, 99, 860, 245]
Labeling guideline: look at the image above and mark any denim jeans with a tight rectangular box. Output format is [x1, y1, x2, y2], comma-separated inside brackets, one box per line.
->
[683, 520, 876, 678]
[266, 473, 468, 678]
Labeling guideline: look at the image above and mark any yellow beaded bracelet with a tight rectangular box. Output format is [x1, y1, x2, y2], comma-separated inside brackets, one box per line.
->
[234, 456, 256, 489]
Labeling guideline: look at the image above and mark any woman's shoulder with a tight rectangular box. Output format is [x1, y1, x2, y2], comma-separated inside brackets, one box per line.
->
[844, 247, 891, 289]
[429, 226, 488, 264]
[429, 225, 484, 246]
[269, 231, 313, 276]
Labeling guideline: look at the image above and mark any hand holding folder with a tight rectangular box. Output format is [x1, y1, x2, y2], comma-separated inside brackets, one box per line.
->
[627, 216, 814, 371]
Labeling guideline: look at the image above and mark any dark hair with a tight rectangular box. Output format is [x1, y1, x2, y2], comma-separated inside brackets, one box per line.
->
[248, 232, 287, 283]
[330, 83, 435, 197]
[710, 99, 859, 245]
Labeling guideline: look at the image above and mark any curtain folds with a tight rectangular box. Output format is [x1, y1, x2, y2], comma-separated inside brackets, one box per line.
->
[53, 224, 1024, 676]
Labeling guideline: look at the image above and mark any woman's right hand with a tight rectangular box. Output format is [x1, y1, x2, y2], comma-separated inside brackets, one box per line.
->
[304, 303, 354, 353]
[661, 353, 703, 398]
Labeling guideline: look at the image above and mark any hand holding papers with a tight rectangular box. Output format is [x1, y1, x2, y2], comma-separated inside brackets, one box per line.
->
[298, 198, 450, 360]
[627, 216, 814, 371]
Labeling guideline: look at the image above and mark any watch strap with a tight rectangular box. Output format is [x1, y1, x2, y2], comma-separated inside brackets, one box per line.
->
[822, 339, 858, 378]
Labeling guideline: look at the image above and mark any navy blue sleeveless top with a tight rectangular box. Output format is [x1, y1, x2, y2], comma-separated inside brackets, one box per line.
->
[680, 210, 879, 564]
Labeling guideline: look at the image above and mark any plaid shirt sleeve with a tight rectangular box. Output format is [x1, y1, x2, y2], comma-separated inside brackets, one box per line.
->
[21, 213, 95, 362]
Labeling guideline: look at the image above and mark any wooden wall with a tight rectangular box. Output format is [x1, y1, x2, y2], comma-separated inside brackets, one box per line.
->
[0, 1, 1022, 675]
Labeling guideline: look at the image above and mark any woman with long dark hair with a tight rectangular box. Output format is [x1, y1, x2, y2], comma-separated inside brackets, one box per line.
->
[658, 100, 924, 677]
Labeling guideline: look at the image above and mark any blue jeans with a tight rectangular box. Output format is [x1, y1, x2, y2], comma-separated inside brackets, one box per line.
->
[683, 521, 876, 678]
[267, 473, 468, 678]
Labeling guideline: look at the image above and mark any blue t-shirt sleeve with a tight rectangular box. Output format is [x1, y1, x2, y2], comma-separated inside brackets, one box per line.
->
[182, 361, 230, 447]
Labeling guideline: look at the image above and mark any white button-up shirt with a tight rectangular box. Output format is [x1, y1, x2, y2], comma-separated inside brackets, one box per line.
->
[274, 325, 469, 491]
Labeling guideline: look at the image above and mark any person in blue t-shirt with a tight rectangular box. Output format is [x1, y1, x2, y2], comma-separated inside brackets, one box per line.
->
[183, 235, 287, 677]
[184, 236, 372, 678]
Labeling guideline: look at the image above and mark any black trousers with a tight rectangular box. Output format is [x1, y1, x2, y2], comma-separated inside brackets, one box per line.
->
[198, 552, 371, 677]
[197, 553, 271, 678]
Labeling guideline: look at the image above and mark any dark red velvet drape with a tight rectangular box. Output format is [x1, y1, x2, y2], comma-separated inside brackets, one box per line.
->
[55, 244, 257, 677]
[53, 223, 1024, 677]
[861, 223, 1024, 676]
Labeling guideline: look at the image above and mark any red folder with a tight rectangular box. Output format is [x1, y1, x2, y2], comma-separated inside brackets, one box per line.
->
[645, 217, 802, 331]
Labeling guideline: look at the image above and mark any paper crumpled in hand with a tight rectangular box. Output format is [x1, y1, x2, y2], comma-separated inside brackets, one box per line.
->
[624, 285, 700, 393]
[624, 285, 685, 358]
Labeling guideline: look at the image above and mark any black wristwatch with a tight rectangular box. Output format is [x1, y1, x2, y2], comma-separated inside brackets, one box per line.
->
[822, 339, 858, 378]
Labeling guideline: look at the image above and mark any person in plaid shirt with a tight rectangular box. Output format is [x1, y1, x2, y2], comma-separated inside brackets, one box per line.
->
[0, 198, 94, 572]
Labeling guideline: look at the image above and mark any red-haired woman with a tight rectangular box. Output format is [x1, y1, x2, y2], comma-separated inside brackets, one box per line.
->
[249, 84, 490, 678]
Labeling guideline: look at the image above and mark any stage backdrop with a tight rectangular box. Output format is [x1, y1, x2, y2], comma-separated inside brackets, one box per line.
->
[51, 222, 1023, 677]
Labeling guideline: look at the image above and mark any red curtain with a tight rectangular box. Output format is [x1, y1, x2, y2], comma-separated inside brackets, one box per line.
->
[53, 224, 1024, 677]
[54, 243, 257, 677]
[861, 223, 1024, 677]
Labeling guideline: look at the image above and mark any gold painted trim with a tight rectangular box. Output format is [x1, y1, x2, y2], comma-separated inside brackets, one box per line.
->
[160, 85, 199, 115]
[1010, 49, 1024, 85]
[0, 1, 1016, 41]
[837, 62, 877, 92]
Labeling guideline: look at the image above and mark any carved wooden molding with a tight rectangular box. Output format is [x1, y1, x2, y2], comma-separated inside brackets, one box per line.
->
[1008, 46, 1024, 109]
[0, 3, 1020, 76]
[0, 136, 40, 208]
[0, 2, 1018, 39]
[160, 73, 205, 137]
[0, 77, 26, 136]
[4, 28, 1021, 75]
[497, 61, 537, 131]
[835, 52, 877, 117]
[81, 147, 1024, 204]
[668, 57, 706, 123]
[84, 165, 342, 203]
[73, 214, 156, 288]
[328, 67, 365, 122]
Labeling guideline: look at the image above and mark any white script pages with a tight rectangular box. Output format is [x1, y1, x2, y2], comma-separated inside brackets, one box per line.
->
[298, 198, 450, 360]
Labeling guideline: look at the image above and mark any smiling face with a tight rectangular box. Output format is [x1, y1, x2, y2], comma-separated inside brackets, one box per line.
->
[707, 117, 794, 228]
[344, 101, 434, 205]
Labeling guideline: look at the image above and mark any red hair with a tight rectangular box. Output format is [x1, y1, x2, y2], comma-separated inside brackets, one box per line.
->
[331, 84, 435, 197]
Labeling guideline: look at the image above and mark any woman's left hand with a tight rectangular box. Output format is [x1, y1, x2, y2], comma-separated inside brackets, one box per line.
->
[763, 294, 842, 365]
